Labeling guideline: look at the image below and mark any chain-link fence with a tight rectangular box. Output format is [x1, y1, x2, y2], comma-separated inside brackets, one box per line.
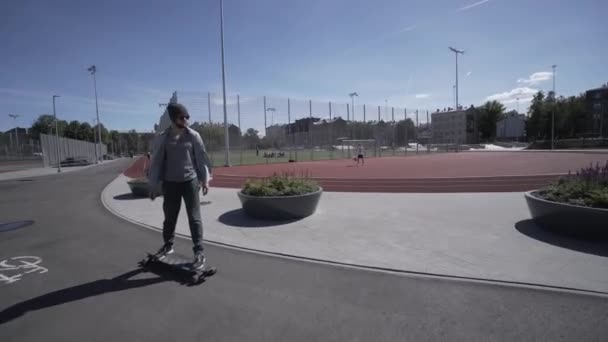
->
[165, 92, 442, 166]
[0, 132, 43, 161]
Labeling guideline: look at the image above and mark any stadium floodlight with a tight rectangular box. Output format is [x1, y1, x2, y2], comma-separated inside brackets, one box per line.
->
[449, 47, 465, 110]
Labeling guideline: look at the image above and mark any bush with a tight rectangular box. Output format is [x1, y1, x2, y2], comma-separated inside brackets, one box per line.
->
[538, 161, 608, 209]
[242, 170, 319, 197]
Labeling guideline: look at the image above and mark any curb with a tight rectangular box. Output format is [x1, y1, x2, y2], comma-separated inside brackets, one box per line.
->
[100, 175, 608, 298]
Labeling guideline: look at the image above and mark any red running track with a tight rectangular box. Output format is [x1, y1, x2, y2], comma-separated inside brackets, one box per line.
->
[123, 152, 608, 193]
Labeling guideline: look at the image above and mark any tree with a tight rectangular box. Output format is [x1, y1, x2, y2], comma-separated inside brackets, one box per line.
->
[64, 120, 81, 139]
[477, 100, 506, 141]
[78, 122, 94, 141]
[242, 128, 261, 149]
[30, 114, 58, 139]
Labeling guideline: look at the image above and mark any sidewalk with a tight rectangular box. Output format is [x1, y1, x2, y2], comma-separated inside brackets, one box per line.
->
[0, 159, 123, 181]
[102, 174, 608, 293]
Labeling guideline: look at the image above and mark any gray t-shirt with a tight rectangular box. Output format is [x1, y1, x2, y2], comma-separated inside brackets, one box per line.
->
[163, 131, 197, 182]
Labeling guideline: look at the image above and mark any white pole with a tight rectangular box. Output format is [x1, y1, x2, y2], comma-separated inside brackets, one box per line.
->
[8, 114, 20, 158]
[53, 95, 61, 173]
[551, 64, 556, 150]
[455, 53, 459, 109]
[220, 0, 230, 167]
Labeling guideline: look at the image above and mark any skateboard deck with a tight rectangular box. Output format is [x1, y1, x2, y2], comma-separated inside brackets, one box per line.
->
[139, 252, 217, 285]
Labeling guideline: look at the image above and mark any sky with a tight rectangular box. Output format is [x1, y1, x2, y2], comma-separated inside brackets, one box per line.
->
[1, 0, 607, 135]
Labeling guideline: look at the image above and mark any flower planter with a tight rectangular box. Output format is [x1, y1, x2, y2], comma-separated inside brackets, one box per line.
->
[237, 188, 323, 220]
[524, 191, 608, 237]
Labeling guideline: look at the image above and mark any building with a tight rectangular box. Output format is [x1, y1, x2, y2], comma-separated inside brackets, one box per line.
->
[586, 85, 608, 137]
[496, 111, 527, 141]
[431, 107, 478, 144]
[3, 127, 29, 147]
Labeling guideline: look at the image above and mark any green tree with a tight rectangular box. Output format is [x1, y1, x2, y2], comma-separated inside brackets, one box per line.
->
[477, 100, 506, 141]
[526, 91, 545, 140]
[78, 122, 94, 141]
[242, 128, 261, 149]
[30, 114, 59, 139]
[64, 120, 81, 139]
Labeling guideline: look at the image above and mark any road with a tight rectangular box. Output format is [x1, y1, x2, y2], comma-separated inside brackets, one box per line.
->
[1, 160, 607, 341]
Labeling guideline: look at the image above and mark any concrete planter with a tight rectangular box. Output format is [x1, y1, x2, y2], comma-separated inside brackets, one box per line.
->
[127, 179, 151, 197]
[237, 188, 323, 220]
[524, 191, 608, 237]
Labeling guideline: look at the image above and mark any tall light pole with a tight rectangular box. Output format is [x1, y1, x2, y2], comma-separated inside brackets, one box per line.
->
[348, 92, 358, 121]
[8, 114, 20, 157]
[449, 47, 465, 110]
[551, 64, 557, 150]
[92, 117, 99, 162]
[266, 107, 276, 126]
[88, 65, 102, 163]
[219, 0, 230, 167]
[53, 95, 61, 173]
[385, 99, 388, 121]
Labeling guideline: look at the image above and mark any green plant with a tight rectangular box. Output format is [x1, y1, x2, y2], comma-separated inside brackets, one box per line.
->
[241, 170, 319, 197]
[538, 161, 608, 209]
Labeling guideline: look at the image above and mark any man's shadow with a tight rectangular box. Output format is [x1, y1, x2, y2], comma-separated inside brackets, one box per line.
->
[0, 269, 166, 325]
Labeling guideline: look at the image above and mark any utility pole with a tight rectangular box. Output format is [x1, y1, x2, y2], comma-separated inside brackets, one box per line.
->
[219, 0, 230, 166]
[88, 65, 102, 163]
[53, 95, 61, 173]
[8, 114, 20, 158]
[551, 64, 557, 150]
[449, 47, 465, 110]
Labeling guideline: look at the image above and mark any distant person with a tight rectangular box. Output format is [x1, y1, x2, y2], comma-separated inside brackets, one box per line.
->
[256, 144, 260, 157]
[356, 144, 365, 166]
[148, 103, 213, 270]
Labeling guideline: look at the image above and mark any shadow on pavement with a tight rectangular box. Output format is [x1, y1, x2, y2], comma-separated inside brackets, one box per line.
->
[515, 219, 608, 257]
[218, 209, 301, 228]
[113, 193, 145, 200]
[0, 269, 165, 325]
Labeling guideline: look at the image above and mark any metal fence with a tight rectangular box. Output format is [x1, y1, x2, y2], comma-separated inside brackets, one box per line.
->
[40, 133, 107, 167]
[164, 91, 442, 166]
[0, 139, 43, 161]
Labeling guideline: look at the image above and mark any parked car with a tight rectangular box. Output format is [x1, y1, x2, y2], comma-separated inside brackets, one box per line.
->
[60, 156, 90, 167]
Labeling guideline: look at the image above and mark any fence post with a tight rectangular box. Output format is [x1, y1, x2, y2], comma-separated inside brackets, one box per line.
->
[416, 110, 419, 154]
[207, 92, 212, 124]
[329, 101, 333, 159]
[404, 108, 408, 156]
[237, 94, 243, 165]
[392, 107, 395, 156]
[288, 98, 292, 161]
[309, 99, 313, 160]
[346, 103, 350, 121]
[363, 104, 366, 123]
[427, 110, 431, 153]
[263, 96, 267, 137]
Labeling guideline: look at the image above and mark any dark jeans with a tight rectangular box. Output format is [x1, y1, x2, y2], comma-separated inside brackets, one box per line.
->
[162, 179, 204, 254]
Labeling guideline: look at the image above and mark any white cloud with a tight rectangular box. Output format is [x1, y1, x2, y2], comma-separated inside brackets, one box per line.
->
[466, 71, 472, 78]
[485, 87, 538, 104]
[415, 94, 430, 99]
[457, 0, 490, 12]
[397, 25, 417, 33]
[517, 71, 553, 85]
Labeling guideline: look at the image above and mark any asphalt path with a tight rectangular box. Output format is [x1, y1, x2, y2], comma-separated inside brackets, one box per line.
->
[1, 160, 607, 341]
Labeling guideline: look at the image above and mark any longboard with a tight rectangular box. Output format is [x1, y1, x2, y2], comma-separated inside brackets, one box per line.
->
[139, 252, 217, 285]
